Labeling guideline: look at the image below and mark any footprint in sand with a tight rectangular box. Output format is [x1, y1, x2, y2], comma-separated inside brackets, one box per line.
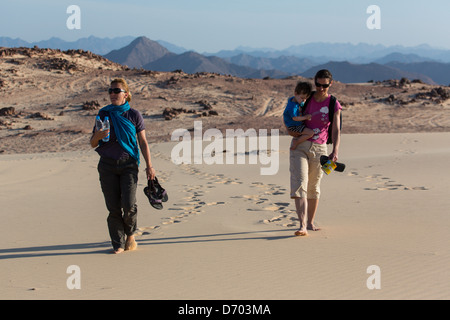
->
[163, 184, 228, 225]
[363, 174, 429, 191]
[168, 207, 185, 211]
[135, 225, 160, 236]
[262, 202, 290, 211]
[262, 214, 286, 223]
[262, 214, 298, 227]
[250, 182, 265, 189]
[206, 201, 225, 206]
[274, 202, 290, 207]
[162, 217, 182, 225]
[263, 206, 280, 211]
[180, 164, 245, 186]
[249, 182, 288, 198]
[266, 190, 286, 196]
[234, 194, 261, 201]
[405, 186, 429, 191]
[365, 174, 383, 182]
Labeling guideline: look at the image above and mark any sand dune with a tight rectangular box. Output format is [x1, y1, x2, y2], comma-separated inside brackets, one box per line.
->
[1, 134, 449, 300]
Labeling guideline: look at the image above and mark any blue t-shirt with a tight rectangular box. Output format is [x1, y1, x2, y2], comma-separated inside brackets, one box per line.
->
[283, 97, 304, 128]
[93, 108, 145, 160]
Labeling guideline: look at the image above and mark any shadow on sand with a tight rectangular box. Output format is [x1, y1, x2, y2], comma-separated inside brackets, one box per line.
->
[0, 229, 293, 260]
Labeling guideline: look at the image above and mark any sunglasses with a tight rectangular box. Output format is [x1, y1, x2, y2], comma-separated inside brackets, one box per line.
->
[108, 88, 126, 94]
[315, 82, 331, 88]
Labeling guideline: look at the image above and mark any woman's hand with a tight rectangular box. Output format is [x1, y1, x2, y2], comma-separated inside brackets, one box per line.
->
[90, 128, 110, 148]
[146, 167, 156, 181]
[328, 151, 338, 163]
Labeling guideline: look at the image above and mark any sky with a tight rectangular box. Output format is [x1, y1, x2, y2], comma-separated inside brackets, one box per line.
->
[1, 0, 450, 52]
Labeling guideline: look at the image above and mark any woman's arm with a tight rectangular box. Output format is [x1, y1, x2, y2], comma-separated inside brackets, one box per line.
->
[292, 114, 312, 122]
[90, 128, 109, 148]
[137, 130, 156, 180]
[329, 109, 341, 162]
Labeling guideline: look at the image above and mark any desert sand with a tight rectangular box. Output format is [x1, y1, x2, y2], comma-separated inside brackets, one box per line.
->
[1, 133, 449, 300]
[1, 47, 450, 300]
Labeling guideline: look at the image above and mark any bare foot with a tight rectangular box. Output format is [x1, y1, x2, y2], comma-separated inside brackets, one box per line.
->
[125, 235, 137, 251]
[290, 139, 300, 150]
[112, 248, 124, 254]
[294, 229, 308, 237]
[307, 224, 321, 231]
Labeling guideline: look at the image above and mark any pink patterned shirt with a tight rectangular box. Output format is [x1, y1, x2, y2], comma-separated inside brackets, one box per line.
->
[304, 95, 342, 144]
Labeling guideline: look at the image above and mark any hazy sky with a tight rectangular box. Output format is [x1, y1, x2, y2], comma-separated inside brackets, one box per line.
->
[1, 0, 449, 52]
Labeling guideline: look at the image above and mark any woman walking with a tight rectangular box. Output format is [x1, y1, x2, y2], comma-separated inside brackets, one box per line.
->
[91, 78, 156, 253]
[288, 70, 342, 236]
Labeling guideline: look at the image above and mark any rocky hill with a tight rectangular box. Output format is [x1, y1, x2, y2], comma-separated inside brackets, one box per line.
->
[1, 46, 449, 154]
[104, 36, 170, 69]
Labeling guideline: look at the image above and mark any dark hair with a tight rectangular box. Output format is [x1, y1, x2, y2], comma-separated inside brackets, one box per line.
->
[294, 81, 312, 95]
[314, 69, 333, 82]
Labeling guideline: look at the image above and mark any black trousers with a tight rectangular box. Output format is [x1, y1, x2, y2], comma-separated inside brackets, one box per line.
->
[98, 156, 139, 250]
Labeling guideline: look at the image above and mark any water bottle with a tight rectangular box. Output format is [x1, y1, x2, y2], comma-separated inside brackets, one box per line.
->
[103, 116, 110, 142]
[95, 115, 103, 131]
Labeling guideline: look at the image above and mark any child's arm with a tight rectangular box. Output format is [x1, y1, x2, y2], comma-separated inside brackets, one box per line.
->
[292, 114, 312, 122]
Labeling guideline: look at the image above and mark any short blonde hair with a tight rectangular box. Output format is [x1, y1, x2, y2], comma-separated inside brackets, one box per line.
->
[111, 78, 132, 102]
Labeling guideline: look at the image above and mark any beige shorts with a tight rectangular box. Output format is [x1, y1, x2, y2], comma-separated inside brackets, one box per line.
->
[289, 141, 328, 199]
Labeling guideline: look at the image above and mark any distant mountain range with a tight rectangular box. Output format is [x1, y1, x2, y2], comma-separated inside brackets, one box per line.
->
[102, 36, 450, 85]
[0, 35, 136, 55]
[301, 61, 436, 84]
[1, 35, 449, 85]
[208, 43, 450, 64]
[143, 51, 290, 79]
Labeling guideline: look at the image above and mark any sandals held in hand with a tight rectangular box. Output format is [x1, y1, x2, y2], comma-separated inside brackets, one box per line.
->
[144, 177, 168, 210]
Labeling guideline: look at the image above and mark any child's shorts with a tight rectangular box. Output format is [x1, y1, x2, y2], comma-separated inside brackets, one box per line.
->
[288, 124, 306, 133]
